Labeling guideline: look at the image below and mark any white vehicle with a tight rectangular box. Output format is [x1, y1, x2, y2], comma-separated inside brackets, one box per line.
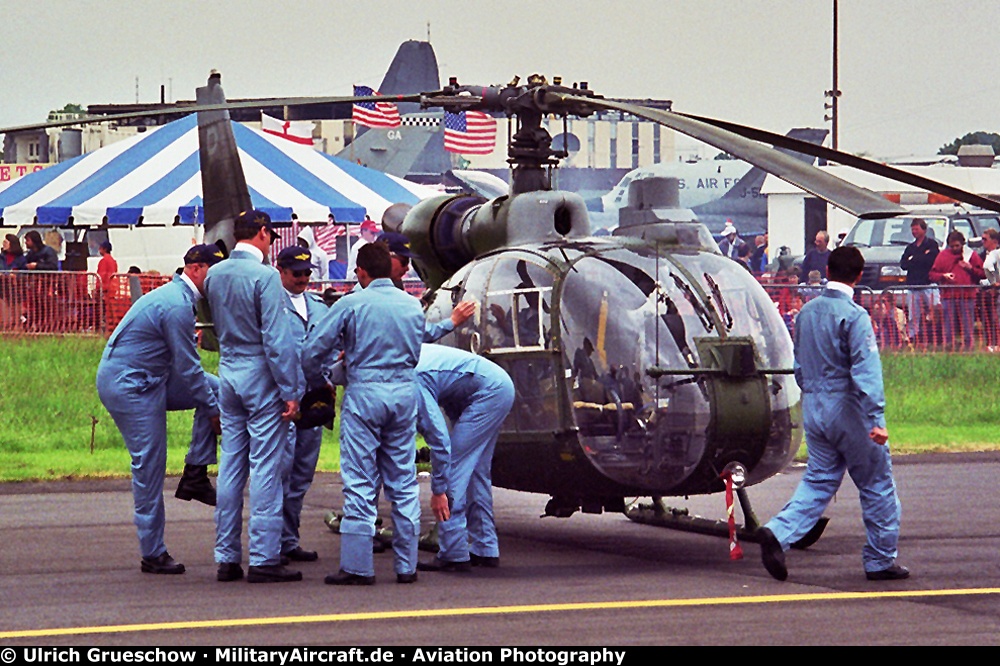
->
[841, 204, 1000, 289]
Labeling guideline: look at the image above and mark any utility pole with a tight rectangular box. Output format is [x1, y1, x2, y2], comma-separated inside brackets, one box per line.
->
[824, 0, 841, 150]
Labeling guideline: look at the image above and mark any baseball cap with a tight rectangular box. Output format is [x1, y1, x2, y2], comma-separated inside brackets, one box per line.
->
[360, 218, 378, 233]
[296, 385, 336, 430]
[99, 240, 113, 253]
[376, 232, 416, 259]
[234, 209, 278, 242]
[184, 243, 226, 266]
[276, 246, 315, 272]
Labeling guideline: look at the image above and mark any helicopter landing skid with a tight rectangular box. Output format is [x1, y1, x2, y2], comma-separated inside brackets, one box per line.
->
[625, 498, 759, 543]
[624, 497, 829, 549]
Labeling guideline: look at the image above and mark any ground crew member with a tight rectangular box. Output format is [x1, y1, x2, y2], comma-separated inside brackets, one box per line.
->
[414, 344, 515, 572]
[758, 246, 908, 582]
[275, 246, 329, 563]
[96, 244, 224, 575]
[206, 210, 304, 584]
[375, 231, 476, 336]
[303, 242, 425, 585]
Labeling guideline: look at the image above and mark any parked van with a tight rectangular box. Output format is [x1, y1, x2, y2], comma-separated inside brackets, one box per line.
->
[841, 205, 1000, 289]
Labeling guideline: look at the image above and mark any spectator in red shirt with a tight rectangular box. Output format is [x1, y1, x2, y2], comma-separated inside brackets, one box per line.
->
[97, 241, 118, 286]
[929, 230, 985, 349]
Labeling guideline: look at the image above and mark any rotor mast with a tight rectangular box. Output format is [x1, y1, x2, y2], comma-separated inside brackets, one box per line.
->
[424, 75, 598, 195]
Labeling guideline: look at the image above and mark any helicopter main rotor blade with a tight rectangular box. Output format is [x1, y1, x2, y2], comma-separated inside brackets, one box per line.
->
[677, 112, 1000, 215]
[553, 94, 905, 220]
[0, 94, 424, 134]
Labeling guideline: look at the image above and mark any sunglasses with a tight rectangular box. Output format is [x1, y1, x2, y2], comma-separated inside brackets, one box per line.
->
[290, 269, 311, 278]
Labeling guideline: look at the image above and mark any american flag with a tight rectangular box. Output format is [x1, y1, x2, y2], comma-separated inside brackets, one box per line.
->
[272, 222, 346, 266]
[352, 85, 401, 128]
[312, 223, 347, 254]
[443, 110, 497, 155]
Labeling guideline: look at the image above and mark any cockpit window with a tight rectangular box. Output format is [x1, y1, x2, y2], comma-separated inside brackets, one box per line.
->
[482, 258, 554, 352]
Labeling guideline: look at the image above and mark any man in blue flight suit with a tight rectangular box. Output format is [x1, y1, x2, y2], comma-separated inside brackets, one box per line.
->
[413, 344, 515, 572]
[321, 232, 476, 555]
[758, 246, 908, 582]
[206, 210, 304, 584]
[303, 242, 425, 585]
[275, 245, 330, 564]
[96, 243, 225, 575]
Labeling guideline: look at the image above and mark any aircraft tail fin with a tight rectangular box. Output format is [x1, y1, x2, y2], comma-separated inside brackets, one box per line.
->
[196, 71, 251, 253]
[378, 40, 440, 115]
[695, 128, 828, 210]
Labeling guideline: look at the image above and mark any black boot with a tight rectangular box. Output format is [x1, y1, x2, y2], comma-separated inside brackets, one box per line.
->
[175, 464, 216, 506]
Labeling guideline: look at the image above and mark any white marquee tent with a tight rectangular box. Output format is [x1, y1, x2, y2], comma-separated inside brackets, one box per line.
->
[0, 114, 439, 228]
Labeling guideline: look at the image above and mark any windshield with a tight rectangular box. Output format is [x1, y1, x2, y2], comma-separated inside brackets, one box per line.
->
[844, 216, 948, 248]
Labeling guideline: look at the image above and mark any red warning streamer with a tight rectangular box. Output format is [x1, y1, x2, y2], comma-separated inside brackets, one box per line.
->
[722, 471, 743, 561]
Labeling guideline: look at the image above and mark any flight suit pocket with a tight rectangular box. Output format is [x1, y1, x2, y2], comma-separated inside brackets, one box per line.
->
[116, 368, 165, 393]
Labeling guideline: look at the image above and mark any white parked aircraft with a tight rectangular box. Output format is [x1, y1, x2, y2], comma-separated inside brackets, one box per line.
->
[598, 128, 828, 236]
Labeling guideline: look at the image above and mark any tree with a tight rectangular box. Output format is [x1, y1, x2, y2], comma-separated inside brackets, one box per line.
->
[47, 103, 85, 121]
[938, 131, 1000, 155]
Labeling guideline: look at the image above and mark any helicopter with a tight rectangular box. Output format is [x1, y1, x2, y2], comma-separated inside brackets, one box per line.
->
[8, 71, 1000, 549]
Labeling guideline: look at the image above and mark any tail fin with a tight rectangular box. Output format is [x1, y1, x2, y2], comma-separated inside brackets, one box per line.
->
[694, 128, 828, 211]
[196, 71, 251, 253]
[378, 40, 440, 115]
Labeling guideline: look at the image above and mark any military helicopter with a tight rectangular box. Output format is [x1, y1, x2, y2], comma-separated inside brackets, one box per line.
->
[8, 72, 1000, 548]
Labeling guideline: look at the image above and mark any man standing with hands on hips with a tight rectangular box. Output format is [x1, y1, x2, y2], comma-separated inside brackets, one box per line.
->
[758, 246, 908, 583]
[206, 210, 304, 584]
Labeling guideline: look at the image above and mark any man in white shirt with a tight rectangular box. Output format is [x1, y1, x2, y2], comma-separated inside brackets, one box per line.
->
[275, 246, 332, 563]
[979, 228, 1000, 350]
[346, 217, 379, 281]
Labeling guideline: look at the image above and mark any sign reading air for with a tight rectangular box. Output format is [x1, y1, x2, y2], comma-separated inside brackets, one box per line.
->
[0, 164, 52, 182]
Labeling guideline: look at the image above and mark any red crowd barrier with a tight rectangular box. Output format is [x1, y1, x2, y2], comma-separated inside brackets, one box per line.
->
[0, 271, 104, 335]
[103, 273, 171, 334]
[11, 270, 994, 354]
[758, 281, 1000, 352]
[0, 271, 177, 336]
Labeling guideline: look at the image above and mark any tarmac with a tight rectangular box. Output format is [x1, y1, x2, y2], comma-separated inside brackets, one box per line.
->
[0, 452, 998, 646]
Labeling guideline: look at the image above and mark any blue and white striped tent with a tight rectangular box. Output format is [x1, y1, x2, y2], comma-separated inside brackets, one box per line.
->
[0, 114, 439, 227]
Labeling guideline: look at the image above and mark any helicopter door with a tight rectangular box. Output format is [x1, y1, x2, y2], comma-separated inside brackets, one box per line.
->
[479, 257, 563, 437]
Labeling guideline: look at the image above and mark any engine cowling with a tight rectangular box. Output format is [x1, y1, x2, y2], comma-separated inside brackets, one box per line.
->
[400, 191, 592, 289]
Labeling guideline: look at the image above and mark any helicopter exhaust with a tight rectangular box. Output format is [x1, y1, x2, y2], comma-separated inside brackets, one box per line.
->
[400, 190, 592, 290]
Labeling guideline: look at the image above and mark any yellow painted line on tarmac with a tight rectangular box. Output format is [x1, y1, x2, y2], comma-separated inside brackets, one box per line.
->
[2, 587, 999, 639]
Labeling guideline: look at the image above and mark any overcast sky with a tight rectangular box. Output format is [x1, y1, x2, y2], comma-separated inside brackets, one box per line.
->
[3, 0, 999, 159]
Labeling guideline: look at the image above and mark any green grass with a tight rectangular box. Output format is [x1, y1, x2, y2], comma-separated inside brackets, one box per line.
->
[0, 335, 341, 481]
[1, 337, 995, 481]
[877, 352, 1000, 454]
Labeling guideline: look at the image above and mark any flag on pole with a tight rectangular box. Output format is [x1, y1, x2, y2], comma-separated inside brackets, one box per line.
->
[261, 113, 315, 146]
[443, 110, 497, 155]
[352, 85, 401, 128]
